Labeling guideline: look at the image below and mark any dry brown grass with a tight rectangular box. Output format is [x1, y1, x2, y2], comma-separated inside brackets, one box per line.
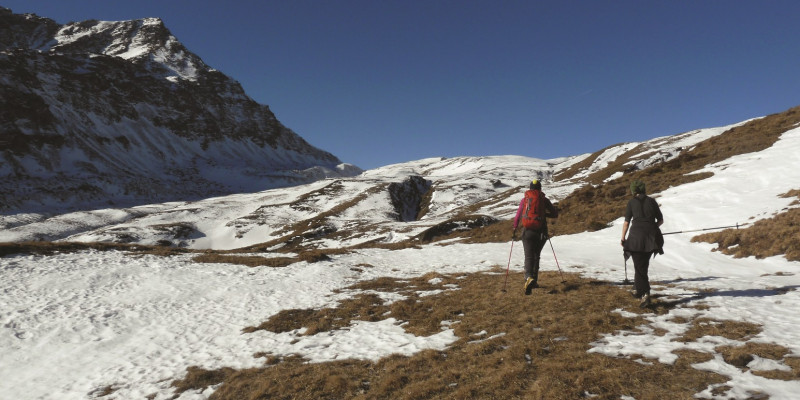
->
[171, 366, 237, 395]
[0, 241, 190, 257]
[239, 183, 389, 254]
[174, 270, 740, 400]
[715, 342, 789, 368]
[692, 205, 800, 262]
[416, 102, 800, 242]
[0, 240, 351, 269]
[553, 143, 630, 182]
[414, 215, 500, 243]
[243, 292, 389, 335]
[713, 342, 800, 381]
[190, 248, 350, 268]
[782, 189, 800, 205]
[87, 385, 118, 398]
[191, 253, 297, 268]
[755, 357, 800, 381]
[675, 318, 762, 343]
[454, 186, 523, 217]
[553, 105, 800, 236]
[554, 142, 667, 185]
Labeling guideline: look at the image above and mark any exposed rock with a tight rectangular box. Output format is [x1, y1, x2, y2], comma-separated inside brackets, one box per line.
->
[0, 9, 361, 213]
[388, 176, 432, 222]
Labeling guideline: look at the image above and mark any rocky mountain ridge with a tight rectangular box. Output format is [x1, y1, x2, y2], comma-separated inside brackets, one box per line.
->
[0, 7, 360, 213]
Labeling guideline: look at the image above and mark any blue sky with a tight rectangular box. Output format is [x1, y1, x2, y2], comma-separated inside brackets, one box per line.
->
[5, 1, 800, 170]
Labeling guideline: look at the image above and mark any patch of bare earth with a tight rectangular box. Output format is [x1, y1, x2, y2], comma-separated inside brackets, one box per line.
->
[170, 271, 747, 400]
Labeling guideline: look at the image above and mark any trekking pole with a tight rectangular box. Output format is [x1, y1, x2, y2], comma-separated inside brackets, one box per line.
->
[662, 223, 748, 235]
[501, 229, 517, 293]
[547, 234, 566, 283]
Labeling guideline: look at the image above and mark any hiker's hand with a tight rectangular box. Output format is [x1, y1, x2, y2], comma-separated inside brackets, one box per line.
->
[620, 239, 625, 247]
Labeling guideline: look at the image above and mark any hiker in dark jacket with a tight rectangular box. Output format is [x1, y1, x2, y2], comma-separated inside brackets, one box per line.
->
[513, 179, 558, 295]
[620, 179, 664, 307]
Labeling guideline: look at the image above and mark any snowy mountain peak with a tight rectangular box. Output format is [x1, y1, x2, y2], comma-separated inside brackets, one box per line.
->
[0, 8, 360, 213]
[51, 16, 205, 81]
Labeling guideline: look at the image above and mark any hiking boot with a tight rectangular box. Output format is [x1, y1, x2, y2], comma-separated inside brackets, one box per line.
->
[524, 278, 535, 295]
[639, 293, 651, 308]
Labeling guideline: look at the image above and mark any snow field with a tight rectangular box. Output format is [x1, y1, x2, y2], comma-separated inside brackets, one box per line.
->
[1, 127, 800, 399]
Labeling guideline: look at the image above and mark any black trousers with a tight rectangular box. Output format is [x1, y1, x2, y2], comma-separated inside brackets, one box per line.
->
[521, 229, 547, 282]
[630, 251, 652, 297]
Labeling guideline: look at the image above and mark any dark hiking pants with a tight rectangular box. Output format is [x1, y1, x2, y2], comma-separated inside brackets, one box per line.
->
[630, 251, 652, 297]
[522, 229, 547, 283]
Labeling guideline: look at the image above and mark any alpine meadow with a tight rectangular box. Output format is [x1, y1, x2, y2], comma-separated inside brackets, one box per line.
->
[2, 6, 800, 400]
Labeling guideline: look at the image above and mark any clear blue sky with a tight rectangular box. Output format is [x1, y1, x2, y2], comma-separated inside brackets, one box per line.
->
[5, 1, 800, 169]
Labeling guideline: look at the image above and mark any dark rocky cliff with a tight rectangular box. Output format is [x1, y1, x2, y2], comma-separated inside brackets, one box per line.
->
[0, 8, 360, 213]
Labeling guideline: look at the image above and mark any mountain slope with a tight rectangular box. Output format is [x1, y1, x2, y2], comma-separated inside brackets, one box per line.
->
[554, 105, 800, 236]
[0, 8, 359, 213]
[0, 115, 754, 250]
[2, 113, 800, 399]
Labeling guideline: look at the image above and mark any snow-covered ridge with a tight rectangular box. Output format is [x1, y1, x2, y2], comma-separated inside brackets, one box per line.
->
[0, 117, 762, 249]
[0, 8, 360, 213]
[561, 120, 753, 183]
[52, 17, 205, 81]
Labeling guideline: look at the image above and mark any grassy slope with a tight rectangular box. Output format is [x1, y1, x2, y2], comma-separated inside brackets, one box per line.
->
[6, 107, 800, 398]
[692, 189, 800, 261]
[554, 105, 800, 236]
[171, 271, 798, 399]
[390, 106, 800, 251]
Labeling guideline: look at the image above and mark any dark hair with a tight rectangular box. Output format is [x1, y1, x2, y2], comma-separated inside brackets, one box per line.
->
[530, 179, 541, 190]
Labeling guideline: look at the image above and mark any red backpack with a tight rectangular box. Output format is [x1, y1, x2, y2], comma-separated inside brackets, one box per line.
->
[521, 189, 545, 230]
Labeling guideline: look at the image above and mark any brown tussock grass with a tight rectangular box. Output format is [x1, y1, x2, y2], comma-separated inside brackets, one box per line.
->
[714, 342, 800, 381]
[88, 385, 118, 398]
[782, 189, 800, 206]
[692, 206, 800, 262]
[553, 142, 643, 183]
[414, 215, 500, 243]
[191, 253, 297, 268]
[411, 217, 517, 246]
[171, 366, 237, 395]
[553, 145, 611, 182]
[455, 186, 523, 217]
[754, 356, 800, 381]
[191, 248, 348, 268]
[0, 241, 191, 258]
[0, 241, 346, 269]
[675, 318, 762, 343]
[239, 183, 389, 254]
[175, 271, 731, 399]
[715, 342, 790, 368]
[242, 293, 389, 335]
[553, 105, 800, 236]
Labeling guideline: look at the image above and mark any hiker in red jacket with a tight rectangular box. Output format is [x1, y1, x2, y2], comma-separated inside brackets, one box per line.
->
[513, 179, 558, 295]
[621, 179, 664, 307]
